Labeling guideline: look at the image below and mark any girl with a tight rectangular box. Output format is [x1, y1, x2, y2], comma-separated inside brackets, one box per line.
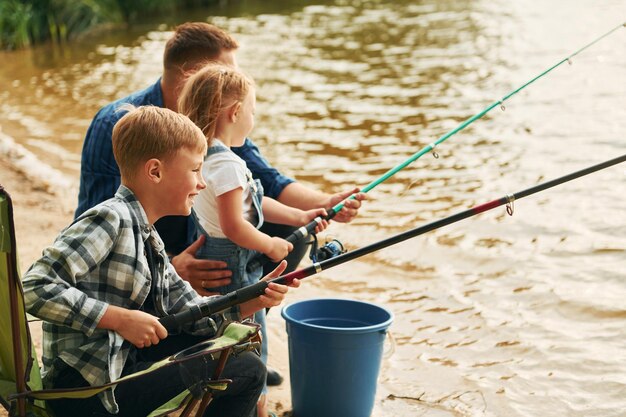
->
[178, 63, 328, 417]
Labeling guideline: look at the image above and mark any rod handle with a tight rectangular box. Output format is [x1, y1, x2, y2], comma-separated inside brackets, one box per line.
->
[159, 304, 203, 333]
[159, 281, 271, 333]
[246, 217, 321, 272]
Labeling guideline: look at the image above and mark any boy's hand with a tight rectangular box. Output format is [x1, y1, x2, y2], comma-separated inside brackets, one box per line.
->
[239, 261, 300, 317]
[116, 309, 168, 348]
[301, 208, 329, 233]
[266, 236, 293, 262]
[259, 261, 300, 308]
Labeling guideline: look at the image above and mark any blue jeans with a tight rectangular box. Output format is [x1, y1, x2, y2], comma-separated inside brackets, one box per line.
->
[194, 229, 269, 393]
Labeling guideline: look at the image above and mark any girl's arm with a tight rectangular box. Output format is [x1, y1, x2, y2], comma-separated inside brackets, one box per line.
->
[262, 196, 329, 232]
[218, 187, 292, 261]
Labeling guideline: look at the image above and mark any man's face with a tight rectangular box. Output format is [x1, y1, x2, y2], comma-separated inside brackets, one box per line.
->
[216, 49, 238, 69]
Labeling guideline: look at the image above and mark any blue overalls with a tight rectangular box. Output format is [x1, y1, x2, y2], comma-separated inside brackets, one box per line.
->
[191, 144, 270, 392]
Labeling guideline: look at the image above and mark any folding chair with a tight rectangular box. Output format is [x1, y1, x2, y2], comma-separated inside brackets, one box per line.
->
[0, 186, 261, 417]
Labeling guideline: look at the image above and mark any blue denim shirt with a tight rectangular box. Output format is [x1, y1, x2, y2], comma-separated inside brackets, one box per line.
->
[75, 78, 294, 254]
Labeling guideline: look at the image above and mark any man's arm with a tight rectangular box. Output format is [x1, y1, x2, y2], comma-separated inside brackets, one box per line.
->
[75, 109, 122, 218]
[234, 138, 367, 223]
[276, 183, 366, 223]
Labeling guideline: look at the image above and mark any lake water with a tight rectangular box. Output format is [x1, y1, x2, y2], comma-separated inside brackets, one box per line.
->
[1, 1, 625, 416]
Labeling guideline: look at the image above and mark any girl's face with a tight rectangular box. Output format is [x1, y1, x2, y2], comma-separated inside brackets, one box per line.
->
[232, 87, 256, 147]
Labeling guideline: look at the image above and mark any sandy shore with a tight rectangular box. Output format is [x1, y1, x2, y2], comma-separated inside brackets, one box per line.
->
[0, 155, 294, 416]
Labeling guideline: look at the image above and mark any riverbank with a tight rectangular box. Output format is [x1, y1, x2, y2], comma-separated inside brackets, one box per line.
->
[0, 154, 296, 416]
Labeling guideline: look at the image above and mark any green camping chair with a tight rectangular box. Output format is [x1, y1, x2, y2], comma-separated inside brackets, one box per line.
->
[0, 185, 261, 417]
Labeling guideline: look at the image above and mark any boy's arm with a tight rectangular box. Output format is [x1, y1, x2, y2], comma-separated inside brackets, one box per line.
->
[98, 305, 166, 348]
[22, 210, 119, 336]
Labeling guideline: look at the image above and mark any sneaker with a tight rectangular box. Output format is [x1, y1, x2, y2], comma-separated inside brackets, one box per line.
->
[266, 368, 284, 386]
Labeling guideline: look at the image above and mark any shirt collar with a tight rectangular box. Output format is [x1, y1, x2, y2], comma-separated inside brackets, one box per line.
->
[150, 77, 165, 107]
[113, 185, 164, 252]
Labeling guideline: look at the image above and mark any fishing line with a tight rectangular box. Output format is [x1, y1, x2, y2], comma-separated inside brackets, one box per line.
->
[246, 22, 625, 272]
[162, 153, 626, 332]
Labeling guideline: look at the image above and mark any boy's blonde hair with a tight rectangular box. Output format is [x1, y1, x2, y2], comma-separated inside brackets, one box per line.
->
[178, 63, 253, 144]
[112, 105, 207, 180]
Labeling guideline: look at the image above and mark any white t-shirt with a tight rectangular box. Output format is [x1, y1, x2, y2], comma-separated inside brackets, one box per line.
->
[194, 139, 259, 238]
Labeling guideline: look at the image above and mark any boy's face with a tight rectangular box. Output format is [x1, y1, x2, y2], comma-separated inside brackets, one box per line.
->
[232, 87, 256, 147]
[160, 147, 206, 215]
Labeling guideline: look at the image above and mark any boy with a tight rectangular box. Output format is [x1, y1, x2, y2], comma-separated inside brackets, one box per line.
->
[22, 105, 297, 417]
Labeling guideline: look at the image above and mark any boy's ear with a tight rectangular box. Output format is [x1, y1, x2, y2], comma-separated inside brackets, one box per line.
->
[145, 158, 163, 183]
[229, 102, 242, 123]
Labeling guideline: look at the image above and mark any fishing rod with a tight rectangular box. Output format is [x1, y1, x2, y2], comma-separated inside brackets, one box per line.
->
[161, 153, 626, 332]
[246, 22, 625, 272]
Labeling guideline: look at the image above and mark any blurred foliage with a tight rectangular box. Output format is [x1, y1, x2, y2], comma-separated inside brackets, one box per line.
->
[0, 0, 221, 50]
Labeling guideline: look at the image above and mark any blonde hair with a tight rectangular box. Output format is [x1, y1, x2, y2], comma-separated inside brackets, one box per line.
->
[178, 63, 253, 144]
[112, 105, 207, 180]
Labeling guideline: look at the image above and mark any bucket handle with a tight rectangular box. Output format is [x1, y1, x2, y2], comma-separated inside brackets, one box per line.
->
[383, 330, 396, 359]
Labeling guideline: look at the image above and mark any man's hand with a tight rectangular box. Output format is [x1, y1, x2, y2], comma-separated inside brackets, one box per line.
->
[170, 235, 233, 296]
[328, 187, 367, 223]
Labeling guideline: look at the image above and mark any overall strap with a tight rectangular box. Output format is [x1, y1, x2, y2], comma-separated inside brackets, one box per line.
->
[206, 143, 229, 156]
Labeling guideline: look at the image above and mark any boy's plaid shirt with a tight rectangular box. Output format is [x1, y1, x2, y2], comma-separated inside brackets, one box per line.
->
[23, 186, 240, 413]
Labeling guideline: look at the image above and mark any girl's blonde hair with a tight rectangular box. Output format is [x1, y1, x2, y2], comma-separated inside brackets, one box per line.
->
[112, 104, 207, 180]
[178, 63, 253, 144]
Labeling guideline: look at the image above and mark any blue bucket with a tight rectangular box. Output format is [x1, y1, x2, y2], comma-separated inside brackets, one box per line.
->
[281, 298, 393, 417]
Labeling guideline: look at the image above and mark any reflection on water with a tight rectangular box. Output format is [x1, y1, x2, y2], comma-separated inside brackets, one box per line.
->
[1, 0, 625, 416]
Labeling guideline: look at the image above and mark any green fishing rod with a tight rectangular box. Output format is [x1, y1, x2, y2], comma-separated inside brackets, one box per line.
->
[162, 153, 626, 332]
[247, 22, 625, 272]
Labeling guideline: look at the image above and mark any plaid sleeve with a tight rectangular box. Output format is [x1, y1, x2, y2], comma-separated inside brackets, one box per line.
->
[22, 208, 121, 336]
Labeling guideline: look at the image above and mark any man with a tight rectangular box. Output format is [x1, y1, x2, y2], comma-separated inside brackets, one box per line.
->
[75, 22, 365, 386]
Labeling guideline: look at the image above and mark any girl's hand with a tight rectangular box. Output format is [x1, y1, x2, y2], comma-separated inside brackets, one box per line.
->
[301, 208, 329, 233]
[266, 236, 293, 262]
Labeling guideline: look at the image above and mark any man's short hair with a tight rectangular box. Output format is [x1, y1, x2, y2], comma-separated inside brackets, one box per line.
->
[163, 22, 239, 72]
[112, 105, 207, 180]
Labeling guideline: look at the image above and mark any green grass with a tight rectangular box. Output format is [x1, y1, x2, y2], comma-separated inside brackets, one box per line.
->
[0, 0, 220, 50]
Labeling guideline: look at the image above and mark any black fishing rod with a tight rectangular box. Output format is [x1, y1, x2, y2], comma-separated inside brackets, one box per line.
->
[245, 22, 625, 273]
[162, 153, 626, 332]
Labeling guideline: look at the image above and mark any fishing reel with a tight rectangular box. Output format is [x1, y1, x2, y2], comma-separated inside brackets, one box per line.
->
[308, 234, 346, 263]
